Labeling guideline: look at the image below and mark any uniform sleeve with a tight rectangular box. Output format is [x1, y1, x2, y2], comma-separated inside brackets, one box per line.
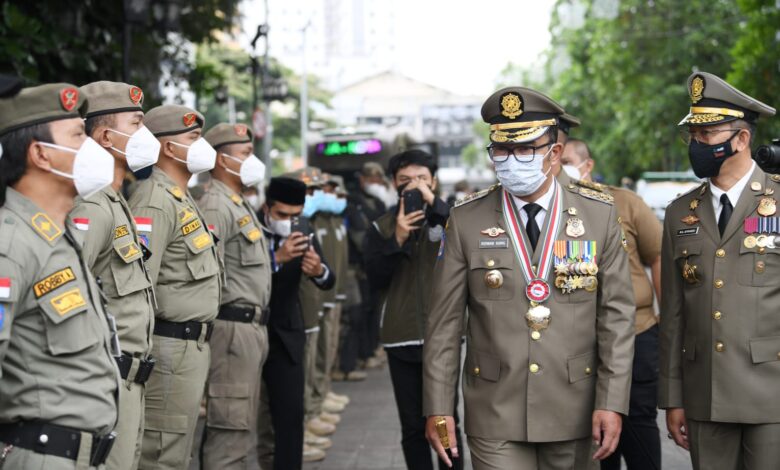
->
[658, 212, 685, 409]
[364, 219, 408, 290]
[0, 258, 21, 378]
[630, 195, 662, 266]
[202, 208, 231, 262]
[422, 209, 467, 417]
[594, 204, 636, 414]
[69, 202, 113, 269]
[132, 206, 173, 286]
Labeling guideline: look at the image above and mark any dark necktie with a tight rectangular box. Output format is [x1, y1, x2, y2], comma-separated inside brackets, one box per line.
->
[524, 203, 543, 250]
[718, 193, 733, 236]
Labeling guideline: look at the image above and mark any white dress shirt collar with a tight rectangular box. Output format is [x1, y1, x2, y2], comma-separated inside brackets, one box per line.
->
[710, 161, 755, 218]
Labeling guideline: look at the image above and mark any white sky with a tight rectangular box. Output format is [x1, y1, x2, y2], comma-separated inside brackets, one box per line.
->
[240, 0, 556, 96]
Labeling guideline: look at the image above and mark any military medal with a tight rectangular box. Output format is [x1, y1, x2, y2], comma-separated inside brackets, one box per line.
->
[502, 183, 563, 332]
[689, 199, 700, 211]
[682, 259, 699, 284]
[566, 218, 585, 238]
[681, 214, 700, 225]
[751, 181, 762, 191]
[758, 197, 777, 217]
[480, 227, 506, 238]
[744, 235, 758, 249]
[567, 207, 578, 216]
[484, 269, 504, 289]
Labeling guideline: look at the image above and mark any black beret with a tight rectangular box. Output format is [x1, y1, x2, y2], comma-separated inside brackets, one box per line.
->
[266, 177, 306, 205]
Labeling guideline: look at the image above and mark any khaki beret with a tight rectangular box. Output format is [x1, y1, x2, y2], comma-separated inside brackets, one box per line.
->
[145, 104, 205, 137]
[79, 81, 144, 118]
[204, 122, 253, 149]
[481, 86, 565, 143]
[679, 71, 775, 126]
[284, 166, 325, 188]
[325, 174, 347, 195]
[0, 83, 87, 137]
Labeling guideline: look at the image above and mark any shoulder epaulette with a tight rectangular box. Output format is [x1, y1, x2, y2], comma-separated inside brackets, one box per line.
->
[454, 183, 501, 208]
[573, 178, 608, 193]
[671, 182, 707, 203]
[564, 180, 614, 204]
[230, 194, 243, 206]
[166, 185, 184, 201]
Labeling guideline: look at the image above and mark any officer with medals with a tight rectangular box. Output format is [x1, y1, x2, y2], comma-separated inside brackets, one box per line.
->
[423, 87, 635, 469]
[660, 72, 778, 469]
[70, 81, 158, 470]
[197, 123, 271, 469]
[0, 84, 120, 469]
[127, 105, 221, 470]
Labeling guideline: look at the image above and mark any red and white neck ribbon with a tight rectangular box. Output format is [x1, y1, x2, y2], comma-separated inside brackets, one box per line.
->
[502, 181, 563, 302]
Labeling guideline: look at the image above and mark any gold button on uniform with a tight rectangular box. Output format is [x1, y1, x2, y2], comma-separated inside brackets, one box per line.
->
[759, 247, 766, 254]
[682, 249, 689, 256]
[715, 342, 725, 352]
[756, 261, 766, 273]
[473, 367, 480, 375]
[487, 259, 495, 267]
[531, 331, 541, 340]
[713, 311, 722, 320]
[529, 363, 540, 373]
[585, 367, 592, 375]
[716, 249, 725, 258]
[714, 279, 724, 289]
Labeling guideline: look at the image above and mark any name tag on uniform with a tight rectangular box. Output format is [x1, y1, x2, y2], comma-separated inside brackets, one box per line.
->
[479, 238, 509, 249]
[677, 227, 699, 237]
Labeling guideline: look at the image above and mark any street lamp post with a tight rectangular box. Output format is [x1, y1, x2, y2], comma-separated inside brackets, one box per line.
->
[300, 19, 312, 166]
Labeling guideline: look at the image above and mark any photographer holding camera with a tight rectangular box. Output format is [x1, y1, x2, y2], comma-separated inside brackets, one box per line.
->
[364, 150, 463, 470]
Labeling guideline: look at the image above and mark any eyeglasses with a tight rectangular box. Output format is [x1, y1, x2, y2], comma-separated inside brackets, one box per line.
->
[486, 142, 554, 163]
[679, 128, 742, 145]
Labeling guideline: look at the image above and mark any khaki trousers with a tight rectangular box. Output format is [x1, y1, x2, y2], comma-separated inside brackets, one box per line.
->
[312, 303, 342, 416]
[200, 320, 269, 470]
[107, 378, 145, 470]
[688, 419, 780, 470]
[468, 435, 597, 470]
[138, 335, 210, 470]
[303, 329, 320, 422]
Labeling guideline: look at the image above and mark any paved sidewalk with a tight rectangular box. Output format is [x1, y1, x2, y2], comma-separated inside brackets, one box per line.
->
[191, 365, 693, 469]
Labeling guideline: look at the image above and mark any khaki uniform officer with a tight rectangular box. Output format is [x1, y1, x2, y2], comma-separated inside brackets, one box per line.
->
[197, 122, 272, 470]
[71, 81, 158, 470]
[0, 84, 120, 469]
[423, 87, 636, 470]
[660, 72, 778, 470]
[127, 105, 221, 470]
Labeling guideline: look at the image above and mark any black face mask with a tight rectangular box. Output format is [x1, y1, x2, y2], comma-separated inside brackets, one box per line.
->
[688, 130, 740, 178]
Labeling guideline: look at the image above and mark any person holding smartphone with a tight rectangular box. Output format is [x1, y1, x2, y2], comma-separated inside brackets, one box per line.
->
[364, 150, 460, 470]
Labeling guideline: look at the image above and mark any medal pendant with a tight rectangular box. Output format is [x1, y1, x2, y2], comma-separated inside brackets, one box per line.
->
[566, 218, 585, 238]
[584, 275, 598, 292]
[744, 235, 758, 249]
[526, 303, 551, 332]
[526, 279, 551, 302]
[682, 260, 699, 284]
[757, 234, 768, 248]
[758, 198, 777, 217]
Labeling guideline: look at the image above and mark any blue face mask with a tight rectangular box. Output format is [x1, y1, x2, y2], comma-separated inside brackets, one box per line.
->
[322, 193, 347, 214]
[302, 190, 325, 218]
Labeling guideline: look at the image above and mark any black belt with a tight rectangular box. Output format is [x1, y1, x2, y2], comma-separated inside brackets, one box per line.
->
[114, 354, 156, 384]
[153, 319, 214, 342]
[217, 305, 270, 325]
[0, 421, 115, 466]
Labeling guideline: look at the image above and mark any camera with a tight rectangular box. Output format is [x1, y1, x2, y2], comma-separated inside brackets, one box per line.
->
[753, 138, 780, 174]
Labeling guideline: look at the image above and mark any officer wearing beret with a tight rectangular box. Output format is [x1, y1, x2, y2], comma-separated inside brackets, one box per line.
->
[196, 122, 271, 469]
[423, 87, 635, 469]
[127, 105, 221, 470]
[660, 71, 779, 469]
[0, 84, 120, 469]
[70, 81, 158, 470]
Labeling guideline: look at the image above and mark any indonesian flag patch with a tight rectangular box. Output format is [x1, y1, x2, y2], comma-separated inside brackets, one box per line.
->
[0, 277, 10, 299]
[134, 217, 153, 232]
[207, 224, 216, 232]
[72, 217, 90, 231]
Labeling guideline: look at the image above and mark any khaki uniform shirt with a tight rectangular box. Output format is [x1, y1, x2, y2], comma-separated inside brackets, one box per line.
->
[198, 179, 271, 310]
[128, 167, 221, 323]
[423, 181, 635, 442]
[71, 187, 155, 356]
[0, 188, 119, 433]
[611, 187, 662, 334]
[659, 166, 780, 423]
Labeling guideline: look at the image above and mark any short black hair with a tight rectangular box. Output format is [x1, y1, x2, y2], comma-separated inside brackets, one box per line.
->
[0, 122, 52, 205]
[388, 149, 438, 178]
[85, 113, 116, 137]
[565, 138, 592, 162]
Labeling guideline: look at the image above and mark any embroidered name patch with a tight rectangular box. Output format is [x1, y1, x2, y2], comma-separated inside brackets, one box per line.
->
[237, 215, 251, 228]
[677, 227, 699, 237]
[34, 268, 76, 298]
[193, 232, 212, 249]
[182, 219, 202, 236]
[479, 238, 509, 249]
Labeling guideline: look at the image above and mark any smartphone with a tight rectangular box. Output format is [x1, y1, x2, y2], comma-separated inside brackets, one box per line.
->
[402, 189, 424, 215]
[290, 216, 311, 250]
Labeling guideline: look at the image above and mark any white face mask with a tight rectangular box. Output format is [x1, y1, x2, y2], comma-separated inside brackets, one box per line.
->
[494, 147, 553, 197]
[246, 194, 261, 211]
[223, 153, 266, 186]
[170, 137, 216, 174]
[265, 212, 291, 237]
[39, 137, 115, 199]
[365, 182, 398, 207]
[562, 161, 588, 181]
[107, 126, 161, 172]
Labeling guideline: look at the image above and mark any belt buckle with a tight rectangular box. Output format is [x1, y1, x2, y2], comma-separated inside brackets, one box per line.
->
[89, 431, 116, 466]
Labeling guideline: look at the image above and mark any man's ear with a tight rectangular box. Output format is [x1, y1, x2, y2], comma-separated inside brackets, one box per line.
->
[28, 140, 53, 172]
[94, 126, 113, 149]
[585, 159, 595, 175]
[549, 143, 563, 166]
[737, 128, 752, 153]
[161, 139, 176, 160]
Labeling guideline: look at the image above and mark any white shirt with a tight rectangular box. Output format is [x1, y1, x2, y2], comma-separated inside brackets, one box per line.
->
[512, 179, 557, 230]
[709, 161, 755, 220]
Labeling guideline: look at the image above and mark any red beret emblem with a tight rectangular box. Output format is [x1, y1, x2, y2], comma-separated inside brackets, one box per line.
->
[129, 86, 143, 105]
[183, 112, 197, 127]
[234, 124, 248, 136]
[60, 88, 79, 112]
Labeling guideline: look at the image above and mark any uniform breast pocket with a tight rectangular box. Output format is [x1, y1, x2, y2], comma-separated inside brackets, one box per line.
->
[109, 238, 151, 296]
[738, 244, 780, 287]
[239, 224, 266, 267]
[38, 285, 100, 355]
[468, 252, 515, 301]
[674, 242, 704, 288]
[183, 228, 220, 280]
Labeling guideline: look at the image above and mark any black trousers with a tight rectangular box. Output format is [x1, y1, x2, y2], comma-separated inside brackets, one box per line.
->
[386, 345, 464, 470]
[357, 278, 381, 360]
[262, 328, 305, 470]
[339, 302, 361, 373]
[601, 324, 661, 470]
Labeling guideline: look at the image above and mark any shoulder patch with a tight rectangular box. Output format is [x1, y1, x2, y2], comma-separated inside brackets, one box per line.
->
[166, 186, 184, 201]
[454, 184, 501, 208]
[230, 194, 243, 205]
